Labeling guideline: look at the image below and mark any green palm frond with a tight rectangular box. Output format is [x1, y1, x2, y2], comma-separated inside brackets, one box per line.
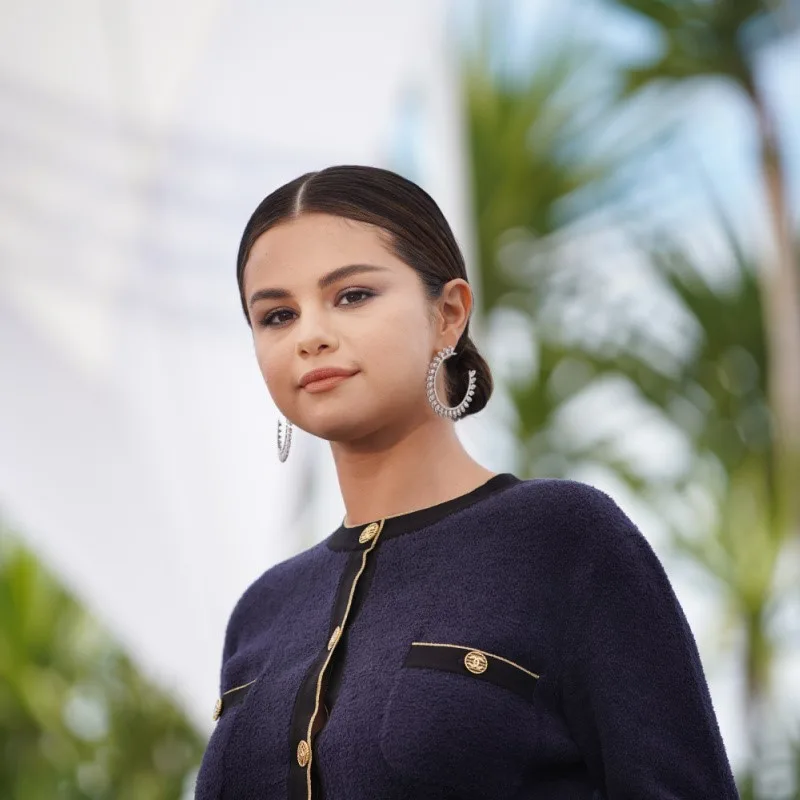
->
[610, 0, 786, 94]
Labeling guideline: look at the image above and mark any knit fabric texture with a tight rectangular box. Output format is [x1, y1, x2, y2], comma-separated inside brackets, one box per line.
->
[194, 475, 740, 800]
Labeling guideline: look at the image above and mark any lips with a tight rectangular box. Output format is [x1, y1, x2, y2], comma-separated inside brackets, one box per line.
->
[299, 367, 359, 389]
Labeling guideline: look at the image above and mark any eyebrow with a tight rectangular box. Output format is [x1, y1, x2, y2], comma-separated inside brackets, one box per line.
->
[248, 264, 391, 310]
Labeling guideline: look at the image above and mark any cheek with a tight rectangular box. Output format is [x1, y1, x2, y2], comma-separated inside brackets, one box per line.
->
[360, 311, 431, 398]
[253, 338, 290, 396]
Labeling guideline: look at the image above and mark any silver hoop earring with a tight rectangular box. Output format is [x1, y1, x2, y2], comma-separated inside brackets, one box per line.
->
[426, 345, 476, 420]
[277, 416, 292, 462]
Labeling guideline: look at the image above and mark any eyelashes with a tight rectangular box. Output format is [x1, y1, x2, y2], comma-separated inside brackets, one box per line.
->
[257, 288, 376, 329]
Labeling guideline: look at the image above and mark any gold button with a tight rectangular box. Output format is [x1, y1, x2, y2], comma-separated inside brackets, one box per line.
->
[212, 698, 223, 721]
[359, 522, 379, 543]
[297, 739, 310, 767]
[328, 625, 342, 650]
[464, 650, 488, 674]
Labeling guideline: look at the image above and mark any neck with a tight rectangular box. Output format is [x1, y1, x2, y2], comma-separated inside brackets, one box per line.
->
[330, 414, 496, 528]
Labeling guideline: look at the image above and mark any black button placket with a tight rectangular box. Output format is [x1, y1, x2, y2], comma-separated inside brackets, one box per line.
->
[287, 519, 386, 800]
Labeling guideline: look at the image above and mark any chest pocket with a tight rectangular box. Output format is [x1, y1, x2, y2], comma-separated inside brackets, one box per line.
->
[379, 641, 544, 799]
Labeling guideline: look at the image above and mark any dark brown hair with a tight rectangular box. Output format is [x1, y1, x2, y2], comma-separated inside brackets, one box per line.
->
[235, 164, 493, 417]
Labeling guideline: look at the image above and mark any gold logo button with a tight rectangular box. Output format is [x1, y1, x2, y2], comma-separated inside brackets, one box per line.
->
[212, 698, 223, 721]
[297, 739, 310, 767]
[358, 523, 379, 543]
[464, 650, 488, 674]
[327, 625, 342, 650]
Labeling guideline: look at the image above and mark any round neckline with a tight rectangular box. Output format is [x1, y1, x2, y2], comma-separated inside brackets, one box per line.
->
[326, 472, 520, 551]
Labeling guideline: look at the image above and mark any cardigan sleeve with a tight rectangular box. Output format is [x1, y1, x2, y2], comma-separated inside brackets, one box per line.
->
[217, 576, 268, 687]
[557, 483, 740, 799]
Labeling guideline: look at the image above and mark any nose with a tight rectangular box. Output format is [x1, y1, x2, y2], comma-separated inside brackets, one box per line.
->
[297, 335, 332, 356]
[294, 310, 338, 357]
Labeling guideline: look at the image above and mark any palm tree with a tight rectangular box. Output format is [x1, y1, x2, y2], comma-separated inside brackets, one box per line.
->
[463, 6, 657, 473]
[609, 0, 800, 564]
[606, 1, 800, 789]
[462, 3, 799, 795]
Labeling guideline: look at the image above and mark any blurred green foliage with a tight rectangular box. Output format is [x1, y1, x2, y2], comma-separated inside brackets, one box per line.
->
[465, 1, 799, 797]
[0, 523, 203, 800]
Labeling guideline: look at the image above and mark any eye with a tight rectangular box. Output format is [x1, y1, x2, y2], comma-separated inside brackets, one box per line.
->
[257, 288, 375, 329]
[259, 308, 295, 328]
[338, 288, 375, 306]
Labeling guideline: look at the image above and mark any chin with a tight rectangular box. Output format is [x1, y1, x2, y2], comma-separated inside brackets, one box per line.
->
[296, 410, 367, 443]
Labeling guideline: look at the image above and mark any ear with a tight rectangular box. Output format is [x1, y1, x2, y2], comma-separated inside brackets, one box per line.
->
[435, 279, 473, 341]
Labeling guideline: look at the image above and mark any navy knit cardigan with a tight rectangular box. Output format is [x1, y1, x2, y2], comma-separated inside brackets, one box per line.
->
[195, 473, 740, 799]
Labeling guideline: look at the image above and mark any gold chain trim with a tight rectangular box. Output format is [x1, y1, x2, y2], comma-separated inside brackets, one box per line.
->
[222, 678, 257, 696]
[213, 678, 258, 721]
[410, 641, 539, 680]
[304, 519, 385, 799]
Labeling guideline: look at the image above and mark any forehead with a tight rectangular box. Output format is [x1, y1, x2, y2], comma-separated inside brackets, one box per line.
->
[244, 213, 401, 285]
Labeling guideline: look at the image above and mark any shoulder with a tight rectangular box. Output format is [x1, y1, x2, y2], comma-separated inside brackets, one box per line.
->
[501, 475, 637, 535]
[503, 480, 692, 658]
[520, 479, 679, 619]
[501, 476, 663, 574]
[221, 539, 331, 661]
[503, 474, 622, 514]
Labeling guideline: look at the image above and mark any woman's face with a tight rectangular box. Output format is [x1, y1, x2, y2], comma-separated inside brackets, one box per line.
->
[242, 212, 467, 444]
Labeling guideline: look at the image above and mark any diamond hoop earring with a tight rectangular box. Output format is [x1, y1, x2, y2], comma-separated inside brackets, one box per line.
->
[426, 345, 476, 420]
[277, 417, 292, 462]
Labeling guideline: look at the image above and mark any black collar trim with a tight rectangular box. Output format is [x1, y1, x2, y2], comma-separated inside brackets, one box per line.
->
[325, 472, 520, 551]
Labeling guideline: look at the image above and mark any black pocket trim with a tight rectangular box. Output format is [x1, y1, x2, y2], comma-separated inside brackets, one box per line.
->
[213, 679, 256, 721]
[404, 642, 540, 702]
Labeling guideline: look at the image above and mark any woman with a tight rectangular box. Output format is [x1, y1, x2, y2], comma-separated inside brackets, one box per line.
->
[195, 165, 739, 799]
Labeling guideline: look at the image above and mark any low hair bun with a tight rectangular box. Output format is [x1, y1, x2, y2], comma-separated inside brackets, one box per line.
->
[444, 334, 493, 418]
